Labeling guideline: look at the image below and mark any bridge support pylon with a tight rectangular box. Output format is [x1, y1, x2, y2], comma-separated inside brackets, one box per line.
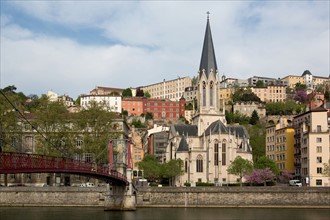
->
[104, 168, 136, 211]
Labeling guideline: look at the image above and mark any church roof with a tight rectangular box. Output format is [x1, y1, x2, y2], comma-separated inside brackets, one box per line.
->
[204, 120, 228, 135]
[177, 136, 189, 152]
[204, 120, 250, 139]
[173, 124, 198, 136]
[228, 125, 250, 139]
[199, 16, 218, 79]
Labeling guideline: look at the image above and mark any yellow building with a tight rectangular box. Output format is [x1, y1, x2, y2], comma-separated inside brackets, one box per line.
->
[266, 117, 294, 173]
[275, 127, 295, 172]
[281, 75, 304, 88]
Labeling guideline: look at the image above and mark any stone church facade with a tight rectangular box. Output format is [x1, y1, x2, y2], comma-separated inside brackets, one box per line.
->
[165, 16, 252, 186]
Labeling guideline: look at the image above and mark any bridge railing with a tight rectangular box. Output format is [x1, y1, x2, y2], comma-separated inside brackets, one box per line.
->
[0, 152, 127, 183]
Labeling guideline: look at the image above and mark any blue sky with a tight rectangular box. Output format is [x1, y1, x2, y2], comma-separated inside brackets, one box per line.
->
[1, 1, 329, 99]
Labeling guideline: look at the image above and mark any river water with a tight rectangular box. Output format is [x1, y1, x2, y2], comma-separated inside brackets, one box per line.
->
[0, 207, 329, 220]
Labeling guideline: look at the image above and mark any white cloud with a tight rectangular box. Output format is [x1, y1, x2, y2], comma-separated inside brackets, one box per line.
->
[1, 1, 329, 99]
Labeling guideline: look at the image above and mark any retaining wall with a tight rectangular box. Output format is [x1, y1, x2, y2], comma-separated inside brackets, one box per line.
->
[0, 186, 329, 208]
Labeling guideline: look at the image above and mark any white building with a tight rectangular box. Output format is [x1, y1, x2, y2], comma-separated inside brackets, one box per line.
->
[80, 95, 122, 113]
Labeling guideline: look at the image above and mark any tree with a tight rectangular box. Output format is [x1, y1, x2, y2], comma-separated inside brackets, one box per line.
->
[227, 156, 253, 186]
[245, 168, 276, 186]
[294, 90, 307, 103]
[249, 110, 259, 125]
[144, 91, 151, 98]
[278, 170, 293, 183]
[138, 155, 161, 182]
[162, 159, 184, 186]
[295, 82, 307, 91]
[256, 80, 264, 88]
[254, 156, 280, 175]
[122, 88, 132, 97]
[73, 101, 117, 164]
[136, 88, 144, 97]
[145, 112, 153, 120]
[323, 159, 330, 177]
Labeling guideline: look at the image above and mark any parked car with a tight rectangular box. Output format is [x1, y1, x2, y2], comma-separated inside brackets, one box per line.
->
[289, 180, 302, 187]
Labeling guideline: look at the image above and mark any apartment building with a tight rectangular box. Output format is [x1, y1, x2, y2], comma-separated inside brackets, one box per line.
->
[183, 86, 198, 102]
[141, 77, 192, 101]
[251, 85, 286, 102]
[233, 101, 266, 117]
[80, 94, 122, 113]
[282, 71, 329, 90]
[293, 107, 329, 187]
[121, 97, 186, 121]
[90, 86, 124, 96]
[266, 118, 294, 173]
[143, 98, 185, 121]
[282, 75, 304, 88]
[122, 97, 144, 116]
[248, 76, 287, 87]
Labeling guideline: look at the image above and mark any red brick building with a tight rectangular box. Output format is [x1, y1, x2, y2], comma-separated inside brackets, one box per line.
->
[122, 97, 186, 121]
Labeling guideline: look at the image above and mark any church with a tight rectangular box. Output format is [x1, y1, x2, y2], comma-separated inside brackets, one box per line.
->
[165, 15, 252, 186]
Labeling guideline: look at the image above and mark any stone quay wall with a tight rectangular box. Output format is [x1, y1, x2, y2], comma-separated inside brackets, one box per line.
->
[0, 187, 329, 208]
[136, 187, 330, 208]
[0, 187, 107, 207]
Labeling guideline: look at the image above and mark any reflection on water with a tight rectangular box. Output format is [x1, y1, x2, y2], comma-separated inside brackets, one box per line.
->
[0, 207, 329, 220]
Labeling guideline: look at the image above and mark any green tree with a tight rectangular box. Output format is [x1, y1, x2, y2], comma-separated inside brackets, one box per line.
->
[162, 159, 184, 186]
[323, 160, 330, 177]
[254, 156, 280, 175]
[295, 82, 307, 91]
[227, 156, 253, 186]
[73, 101, 117, 164]
[122, 88, 133, 97]
[131, 119, 145, 128]
[138, 155, 161, 182]
[144, 91, 151, 98]
[249, 110, 259, 125]
[256, 80, 265, 88]
[34, 96, 74, 157]
[244, 123, 266, 163]
[145, 112, 153, 120]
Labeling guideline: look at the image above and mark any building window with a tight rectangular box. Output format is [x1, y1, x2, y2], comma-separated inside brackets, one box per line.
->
[185, 160, 188, 173]
[316, 157, 322, 163]
[316, 179, 322, 186]
[316, 138, 322, 143]
[317, 125, 321, 132]
[196, 155, 203, 172]
[202, 81, 206, 106]
[222, 143, 226, 166]
[317, 167, 323, 174]
[214, 143, 219, 166]
[210, 81, 214, 106]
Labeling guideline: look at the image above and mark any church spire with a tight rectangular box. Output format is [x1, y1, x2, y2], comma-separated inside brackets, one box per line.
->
[199, 12, 218, 79]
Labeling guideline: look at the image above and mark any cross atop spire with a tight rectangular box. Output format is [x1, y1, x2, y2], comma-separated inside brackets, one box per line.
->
[207, 11, 210, 19]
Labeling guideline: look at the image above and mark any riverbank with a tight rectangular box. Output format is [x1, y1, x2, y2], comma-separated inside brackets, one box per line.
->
[0, 186, 329, 208]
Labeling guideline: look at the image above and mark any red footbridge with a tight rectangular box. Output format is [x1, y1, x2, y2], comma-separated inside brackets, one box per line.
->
[0, 152, 128, 185]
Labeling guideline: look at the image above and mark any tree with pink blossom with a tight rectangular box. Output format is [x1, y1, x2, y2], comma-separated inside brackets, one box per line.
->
[245, 168, 276, 186]
[278, 170, 294, 183]
[294, 90, 307, 103]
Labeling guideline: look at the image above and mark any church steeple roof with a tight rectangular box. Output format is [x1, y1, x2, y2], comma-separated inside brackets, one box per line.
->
[199, 13, 218, 79]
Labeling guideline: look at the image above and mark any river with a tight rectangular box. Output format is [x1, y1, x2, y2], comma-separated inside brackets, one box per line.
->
[0, 207, 329, 220]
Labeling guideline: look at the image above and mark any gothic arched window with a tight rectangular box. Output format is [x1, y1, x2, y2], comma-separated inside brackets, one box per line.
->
[210, 81, 214, 106]
[202, 81, 206, 106]
[214, 142, 219, 166]
[196, 155, 203, 172]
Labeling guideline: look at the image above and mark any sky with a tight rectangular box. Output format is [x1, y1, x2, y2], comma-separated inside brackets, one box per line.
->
[0, 1, 329, 99]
